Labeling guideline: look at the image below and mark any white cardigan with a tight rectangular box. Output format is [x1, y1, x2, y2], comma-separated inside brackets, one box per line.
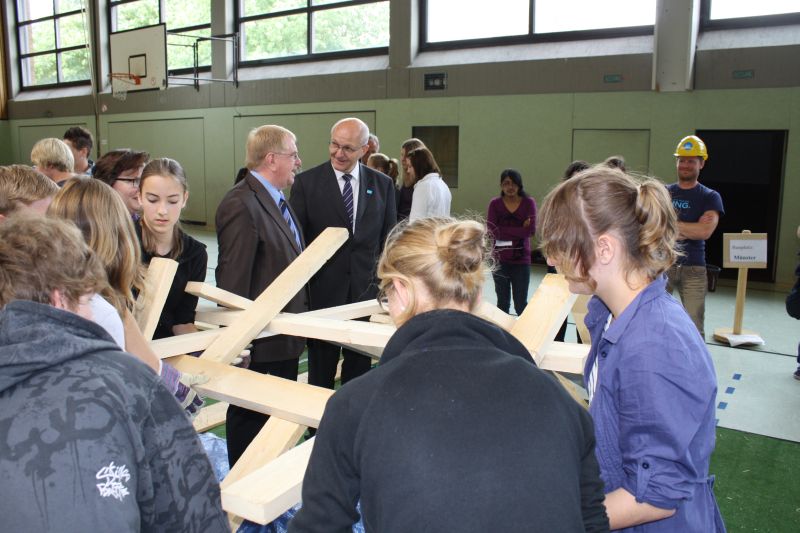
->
[408, 172, 452, 221]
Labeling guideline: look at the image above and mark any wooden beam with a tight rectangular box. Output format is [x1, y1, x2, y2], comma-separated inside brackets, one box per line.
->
[572, 294, 592, 344]
[221, 417, 306, 490]
[184, 281, 252, 310]
[475, 301, 517, 331]
[537, 341, 589, 375]
[201, 227, 349, 365]
[193, 401, 229, 433]
[168, 355, 333, 428]
[136, 258, 179, 341]
[222, 437, 315, 525]
[511, 274, 577, 366]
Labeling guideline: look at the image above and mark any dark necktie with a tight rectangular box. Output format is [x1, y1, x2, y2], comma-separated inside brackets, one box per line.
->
[342, 173, 354, 230]
[279, 195, 302, 250]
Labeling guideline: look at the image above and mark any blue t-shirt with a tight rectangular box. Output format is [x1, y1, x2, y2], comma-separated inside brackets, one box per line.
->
[667, 182, 724, 266]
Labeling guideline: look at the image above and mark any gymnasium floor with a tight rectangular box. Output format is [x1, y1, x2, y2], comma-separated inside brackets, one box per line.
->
[189, 229, 800, 444]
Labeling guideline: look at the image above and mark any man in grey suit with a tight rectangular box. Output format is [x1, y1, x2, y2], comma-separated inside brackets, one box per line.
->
[291, 118, 397, 390]
[216, 125, 309, 467]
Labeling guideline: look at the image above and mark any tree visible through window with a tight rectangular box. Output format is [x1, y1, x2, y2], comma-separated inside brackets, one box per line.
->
[109, 0, 212, 72]
[15, 0, 91, 88]
[238, 0, 390, 62]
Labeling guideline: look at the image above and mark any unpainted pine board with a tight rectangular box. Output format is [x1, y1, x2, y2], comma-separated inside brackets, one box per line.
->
[572, 294, 592, 344]
[195, 299, 385, 329]
[201, 227, 349, 364]
[538, 341, 589, 374]
[168, 355, 333, 428]
[221, 417, 307, 490]
[475, 301, 517, 331]
[511, 273, 577, 366]
[184, 281, 252, 310]
[552, 371, 589, 408]
[136, 257, 179, 341]
[222, 437, 315, 525]
[193, 400, 229, 432]
[151, 328, 221, 358]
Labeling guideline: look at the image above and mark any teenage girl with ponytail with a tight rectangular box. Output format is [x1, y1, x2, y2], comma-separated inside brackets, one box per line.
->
[539, 167, 725, 531]
[291, 218, 608, 532]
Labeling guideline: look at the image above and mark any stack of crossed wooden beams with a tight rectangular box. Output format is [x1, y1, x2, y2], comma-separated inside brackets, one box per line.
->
[136, 227, 592, 530]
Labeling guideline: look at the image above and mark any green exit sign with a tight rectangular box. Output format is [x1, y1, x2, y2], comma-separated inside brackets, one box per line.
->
[733, 70, 754, 80]
[603, 74, 623, 83]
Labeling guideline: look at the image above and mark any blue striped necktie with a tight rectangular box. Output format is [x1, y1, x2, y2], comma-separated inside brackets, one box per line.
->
[342, 173, 354, 230]
[279, 194, 302, 250]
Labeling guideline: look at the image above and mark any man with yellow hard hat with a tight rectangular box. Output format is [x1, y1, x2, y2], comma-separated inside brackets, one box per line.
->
[666, 135, 725, 337]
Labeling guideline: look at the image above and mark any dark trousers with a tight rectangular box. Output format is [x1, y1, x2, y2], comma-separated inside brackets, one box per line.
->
[226, 358, 299, 468]
[493, 262, 531, 316]
[308, 339, 372, 390]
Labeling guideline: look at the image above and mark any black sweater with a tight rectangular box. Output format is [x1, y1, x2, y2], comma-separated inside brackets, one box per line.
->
[290, 309, 609, 533]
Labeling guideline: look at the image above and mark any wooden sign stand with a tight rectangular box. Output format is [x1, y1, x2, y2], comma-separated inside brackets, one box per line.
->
[712, 230, 768, 345]
[139, 227, 591, 528]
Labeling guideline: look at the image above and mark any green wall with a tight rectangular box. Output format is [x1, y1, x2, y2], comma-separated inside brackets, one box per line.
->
[4, 87, 800, 286]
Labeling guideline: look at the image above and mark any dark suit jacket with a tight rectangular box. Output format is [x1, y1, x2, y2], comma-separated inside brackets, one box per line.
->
[290, 161, 396, 310]
[215, 173, 309, 363]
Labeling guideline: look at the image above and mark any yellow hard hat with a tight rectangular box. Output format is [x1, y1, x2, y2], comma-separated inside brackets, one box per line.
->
[674, 135, 708, 160]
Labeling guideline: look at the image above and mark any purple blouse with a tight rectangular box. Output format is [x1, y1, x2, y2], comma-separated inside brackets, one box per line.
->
[486, 196, 536, 265]
[584, 276, 725, 532]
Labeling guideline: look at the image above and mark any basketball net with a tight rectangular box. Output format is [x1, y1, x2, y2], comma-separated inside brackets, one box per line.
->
[110, 73, 141, 101]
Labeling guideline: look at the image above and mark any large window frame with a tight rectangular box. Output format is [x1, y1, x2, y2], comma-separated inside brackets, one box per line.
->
[108, 0, 212, 75]
[419, 0, 655, 52]
[700, 0, 800, 30]
[14, 1, 91, 90]
[235, 0, 389, 67]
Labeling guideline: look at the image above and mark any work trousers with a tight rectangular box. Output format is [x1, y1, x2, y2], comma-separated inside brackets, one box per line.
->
[493, 262, 531, 316]
[226, 358, 299, 468]
[666, 264, 707, 337]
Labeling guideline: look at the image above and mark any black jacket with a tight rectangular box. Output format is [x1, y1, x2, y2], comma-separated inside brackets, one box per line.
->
[290, 309, 609, 533]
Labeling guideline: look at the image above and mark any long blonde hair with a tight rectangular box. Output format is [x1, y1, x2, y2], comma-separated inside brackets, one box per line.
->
[538, 166, 679, 291]
[377, 217, 491, 324]
[48, 177, 144, 314]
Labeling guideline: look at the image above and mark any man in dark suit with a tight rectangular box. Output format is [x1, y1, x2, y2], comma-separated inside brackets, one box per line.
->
[291, 118, 397, 389]
[216, 125, 308, 467]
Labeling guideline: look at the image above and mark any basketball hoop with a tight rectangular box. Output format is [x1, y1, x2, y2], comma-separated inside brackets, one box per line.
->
[110, 72, 142, 101]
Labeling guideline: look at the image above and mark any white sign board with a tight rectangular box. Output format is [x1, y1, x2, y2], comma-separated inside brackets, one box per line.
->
[722, 233, 768, 269]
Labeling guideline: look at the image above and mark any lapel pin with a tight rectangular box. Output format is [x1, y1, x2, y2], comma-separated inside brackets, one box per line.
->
[366, 189, 373, 195]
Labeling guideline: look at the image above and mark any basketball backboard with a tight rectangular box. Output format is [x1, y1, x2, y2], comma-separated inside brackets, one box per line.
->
[110, 23, 167, 92]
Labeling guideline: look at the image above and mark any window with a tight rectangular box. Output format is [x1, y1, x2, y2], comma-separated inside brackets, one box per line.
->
[15, 0, 91, 88]
[109, 0, 212, 72]
[423, 0, 655, 48]
[237, 0, 390, 63]
[702, 0, 800, 28]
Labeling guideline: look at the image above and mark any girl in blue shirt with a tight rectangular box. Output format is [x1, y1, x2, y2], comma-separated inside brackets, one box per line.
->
[538, 167, 725, 532]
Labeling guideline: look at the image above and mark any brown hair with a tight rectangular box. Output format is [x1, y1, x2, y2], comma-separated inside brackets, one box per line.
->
[48, 177, 144, 314]
[92, 149, 149, 186]
[0, 165, 59, 216]
[377, 217, 491, 324]
[63, 126, 94, 153]
[367, 153, 399, 180]
[406, 147, 441, 184]
[31, 138, 74, 173]
[139, 158, 188, 259]
[0, 215, 107, 310]
[400, 138, 426, 187]
[538, 166, 678, 291]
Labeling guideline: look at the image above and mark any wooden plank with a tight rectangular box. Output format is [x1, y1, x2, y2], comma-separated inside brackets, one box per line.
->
[193, 401, 229, 432]
[184, 281, 252, 310]
[510, 274, 577, 366]
[475, 301, 517, 331]
[572, 294, 592, 344]
[222, 437, 315, 525]
[537, 341, 589, 375]
[551, 371, 589, 408]
[221, 417, 306, 490]
[136, 257, 179, 341]
[151, 328, 221, 358]
[195, 299, 383, 327]
[201, 227, 349, 365]
[168, 355, 333, 428]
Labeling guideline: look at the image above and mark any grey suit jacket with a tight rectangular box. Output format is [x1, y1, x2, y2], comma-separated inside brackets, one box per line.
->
[290, 161, 396, 310]
[215, 173, 308, 363]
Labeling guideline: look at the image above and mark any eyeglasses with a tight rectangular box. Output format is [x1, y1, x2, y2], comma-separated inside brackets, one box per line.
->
[329, 141, 361, 156]
[115, 177, 140, 187]
[376, 286, 391, 313]
[273, 152, 301, 161]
